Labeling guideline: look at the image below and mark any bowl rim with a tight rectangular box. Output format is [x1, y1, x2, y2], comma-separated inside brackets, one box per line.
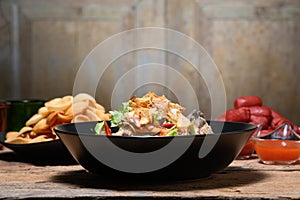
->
[53, 121, 257, 139]
[253, 137, 300, 143]
[0, 132, 60, 147]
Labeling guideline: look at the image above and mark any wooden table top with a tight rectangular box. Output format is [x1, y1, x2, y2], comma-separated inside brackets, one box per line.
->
[0, 147, 299, 199]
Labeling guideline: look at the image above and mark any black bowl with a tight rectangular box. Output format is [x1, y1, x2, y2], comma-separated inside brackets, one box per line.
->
[0, 132, 74, 162]
[54, 121, 256, 181]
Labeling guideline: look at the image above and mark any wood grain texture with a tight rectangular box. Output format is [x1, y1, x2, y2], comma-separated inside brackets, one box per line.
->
[195, 1, 300, 123]
[0, 0, 299, 124]
[0, 147, 299, 199]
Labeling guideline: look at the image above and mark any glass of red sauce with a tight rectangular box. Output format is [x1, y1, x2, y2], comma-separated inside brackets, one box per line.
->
[253, 123, 300, 165]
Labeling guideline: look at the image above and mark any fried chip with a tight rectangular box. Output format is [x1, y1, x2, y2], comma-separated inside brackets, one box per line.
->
[19, 126, 33, 135]
[5, 131, 22, 141]
[45, 96, 73, 112]
[30, 135, 52, 143]
[26, 114, 43, 126]
[96, 109, 110, 120]
[32, 118, 50, 133]
[5, 93, 110, 144]
[85, 109, 99, 121]
[73, 100, 89, 115]
[95, 103, 105, 111]
[73, 114, 90, 123]
[74, 93, 95, 103]
[64, 105, 72, 116]
[38, 106, 51, 117]
[46, 111, 59, 127]
[5, 137, 31, 144]
[57, 112, 73, 122]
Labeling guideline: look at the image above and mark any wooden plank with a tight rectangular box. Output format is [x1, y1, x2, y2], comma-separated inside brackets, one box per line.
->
[0, 0, 299, 125]
[0, 0, 138, 101]
[0, 147, 299, 199]
[194, 0, 300, 123]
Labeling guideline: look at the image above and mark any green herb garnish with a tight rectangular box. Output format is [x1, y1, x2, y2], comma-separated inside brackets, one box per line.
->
[109, 102, 130, 127]
[166, 128, 178, 136]
[94, 121, 105, 135]
[189, 122, 196, 135]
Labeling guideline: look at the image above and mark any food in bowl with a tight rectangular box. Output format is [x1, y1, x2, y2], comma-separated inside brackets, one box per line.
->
[5, 93, 109, 144]
[54, 92, 257, 179]
[253, 123, 300, 165]
[54, 120, 257, 180]
[94, 92, 213, 136]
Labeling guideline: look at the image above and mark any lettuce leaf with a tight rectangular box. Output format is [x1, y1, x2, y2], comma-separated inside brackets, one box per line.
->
[109, 102, 130, 127]
[94, 121, 105, 135]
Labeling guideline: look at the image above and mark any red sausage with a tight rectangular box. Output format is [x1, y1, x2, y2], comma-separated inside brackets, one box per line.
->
[225, 107, 250, 122]
[249, 106, 271, 117]
[271, 117, 292, 130]
[293, 126, 300, 134]
[269, 109, 299, 133]
[234, 96, 263, 109]
[270, 108, 284, 119]
[250, 115, 269, 129]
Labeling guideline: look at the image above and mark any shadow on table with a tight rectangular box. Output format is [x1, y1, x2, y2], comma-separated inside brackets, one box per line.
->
[0, 149, 77, 166]
[51, 167, 268, 191]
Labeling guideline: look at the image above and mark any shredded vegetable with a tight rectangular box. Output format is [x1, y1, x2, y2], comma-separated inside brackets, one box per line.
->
[95, 92, 213, 136]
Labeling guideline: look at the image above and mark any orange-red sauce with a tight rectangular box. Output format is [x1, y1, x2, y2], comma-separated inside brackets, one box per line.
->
[254, 139, 300, 162]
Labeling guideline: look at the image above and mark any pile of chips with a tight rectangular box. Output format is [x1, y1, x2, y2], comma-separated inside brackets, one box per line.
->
[5, 93, 110, 144]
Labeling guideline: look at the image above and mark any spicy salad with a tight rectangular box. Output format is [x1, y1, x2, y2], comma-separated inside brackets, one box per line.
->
[94, 92, 213, 136]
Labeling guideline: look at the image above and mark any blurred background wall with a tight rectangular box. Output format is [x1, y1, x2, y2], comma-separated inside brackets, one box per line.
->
[0, 0, 299, 123]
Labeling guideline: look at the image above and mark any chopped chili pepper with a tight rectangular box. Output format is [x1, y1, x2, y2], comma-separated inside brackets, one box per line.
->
[104, 121, 112, 136]
[162, 123, 175, 129]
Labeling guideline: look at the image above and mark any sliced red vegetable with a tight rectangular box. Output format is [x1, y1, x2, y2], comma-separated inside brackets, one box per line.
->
[104, 121, 112, 136]
[162, 123, 175, 129]
[234, 96, 263, 109]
